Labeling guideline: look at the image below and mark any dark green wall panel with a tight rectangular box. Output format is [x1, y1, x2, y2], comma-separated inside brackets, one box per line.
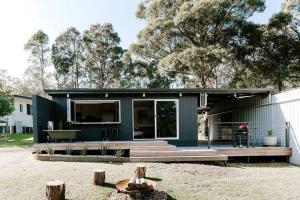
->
[32, 95, 56, 143]
[34, 94, 198, 146]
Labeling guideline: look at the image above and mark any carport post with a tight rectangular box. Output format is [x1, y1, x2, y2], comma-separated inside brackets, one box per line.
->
[208, 127, 211, 149]
[285, 121, 290, 147]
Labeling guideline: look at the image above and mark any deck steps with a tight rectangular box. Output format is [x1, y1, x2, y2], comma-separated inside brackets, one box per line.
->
[130, 145, 177, 151]
[130, 154, 228, 162]
[129, 142, 228, 162]
[130, 149, 217, 157]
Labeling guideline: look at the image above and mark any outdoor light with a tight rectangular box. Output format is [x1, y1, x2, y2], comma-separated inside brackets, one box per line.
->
[105, 93, 108, 98]
[143, 93, 146, 98]
[179, 93, 182, 97]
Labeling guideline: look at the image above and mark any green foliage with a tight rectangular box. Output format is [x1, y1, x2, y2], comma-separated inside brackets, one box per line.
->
[83, 23, 124, 88]
[114, 149, 124, 158]
[24, 30, 50, 90]
[99, 144, 108, 155]
[241, 12, 300, 91]
[65, 145, 72, 155]
[80, 145, 88, 156]
[130, 0, 266, 88]
[52, 27, 85, 88]
[47, 146, 54, 155]
[267, 129, 273, 137]
[0, 90, 14, 117]
[121, 52, 172, 88]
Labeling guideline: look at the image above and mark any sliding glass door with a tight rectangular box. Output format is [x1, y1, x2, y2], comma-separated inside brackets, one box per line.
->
[156, 100, 178, 139]
[133, 100, 155, 139]
[133, 99, 178, 140]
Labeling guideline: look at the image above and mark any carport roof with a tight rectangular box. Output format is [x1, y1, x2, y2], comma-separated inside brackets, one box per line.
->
[44, 88, 272, 96]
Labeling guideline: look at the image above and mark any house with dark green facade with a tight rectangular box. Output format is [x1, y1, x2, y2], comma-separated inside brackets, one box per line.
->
[33, 88, 272, 147]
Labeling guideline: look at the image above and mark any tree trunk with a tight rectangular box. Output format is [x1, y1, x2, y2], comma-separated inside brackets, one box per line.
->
[46, 180, 65, 200]
[92, 169, 105, 186]
[135, 164, 146, 178]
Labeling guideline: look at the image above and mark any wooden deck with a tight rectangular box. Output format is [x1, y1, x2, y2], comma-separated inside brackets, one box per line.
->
[215, 147, 292, 157]
[33, 141, 292, 163]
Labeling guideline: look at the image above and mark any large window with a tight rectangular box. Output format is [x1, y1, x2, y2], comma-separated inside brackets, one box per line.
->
[68, 100, 120, 124]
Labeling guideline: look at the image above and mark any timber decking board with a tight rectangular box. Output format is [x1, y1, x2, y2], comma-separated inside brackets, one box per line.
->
[130, 149, 217, 157]
[130, 154, 228, 162]
[33, 140, 169, 151]
[216, 147, 292, 157]
[33, 141, 292, 162]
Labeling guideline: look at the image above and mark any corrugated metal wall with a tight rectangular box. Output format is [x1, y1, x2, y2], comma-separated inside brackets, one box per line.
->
[208, 88, 300, 164]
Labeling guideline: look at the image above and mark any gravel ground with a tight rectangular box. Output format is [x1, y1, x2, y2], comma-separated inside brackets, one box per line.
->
[1, 147, 300, 200]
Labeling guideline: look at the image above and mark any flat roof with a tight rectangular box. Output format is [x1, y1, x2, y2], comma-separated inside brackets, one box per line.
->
[13, 95, 32, 100]
[44, 88, 272, 96]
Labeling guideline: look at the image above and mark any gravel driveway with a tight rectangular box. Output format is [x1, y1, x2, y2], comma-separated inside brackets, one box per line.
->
[1, 147, 300, 200]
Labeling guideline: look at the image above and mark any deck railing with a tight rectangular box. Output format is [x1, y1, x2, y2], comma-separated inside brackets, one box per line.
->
[208, 122, 290, 148]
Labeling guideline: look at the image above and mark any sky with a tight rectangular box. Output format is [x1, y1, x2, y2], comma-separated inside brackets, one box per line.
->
[0, 0, 284, 78]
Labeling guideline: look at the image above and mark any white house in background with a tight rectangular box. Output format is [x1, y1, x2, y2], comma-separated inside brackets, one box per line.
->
[0, 95, 33, 134]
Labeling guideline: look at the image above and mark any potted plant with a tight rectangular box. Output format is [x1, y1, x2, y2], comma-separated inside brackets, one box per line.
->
[263, 129, 277, 146]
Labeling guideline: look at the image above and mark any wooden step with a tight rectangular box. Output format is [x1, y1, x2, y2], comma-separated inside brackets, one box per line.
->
[130, 149, 217, 157]
[130, 154, 228, 162]
[130, 145, 177, 151]
[129, 141, 169, 146]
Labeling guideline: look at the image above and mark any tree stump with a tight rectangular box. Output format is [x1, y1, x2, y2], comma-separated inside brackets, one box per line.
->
[46, 180, 65, 200]
[135, 164, 146, 178]
[92, 169, 105, 186]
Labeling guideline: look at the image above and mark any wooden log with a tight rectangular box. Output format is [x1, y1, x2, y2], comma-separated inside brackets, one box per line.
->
[140, 178, 147, 189]
[135, 178, 141, 189]
[92, 169, 105, 186]
[46, 180, 65, 200]
[135, 164, 146, 178]
[127, 175, 136, 190]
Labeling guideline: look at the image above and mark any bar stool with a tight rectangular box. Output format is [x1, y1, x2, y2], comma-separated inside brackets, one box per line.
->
[111, 127, 119, 140]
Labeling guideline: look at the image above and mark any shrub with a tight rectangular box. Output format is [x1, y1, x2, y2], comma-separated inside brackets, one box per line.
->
[80, 145, 88, 156]
[114, 149, 124, 158]
[47, 146, 54, 155]
[65, 145, 72, 155]
[99, 144, 108, 155]
[267, 129, 273, 136]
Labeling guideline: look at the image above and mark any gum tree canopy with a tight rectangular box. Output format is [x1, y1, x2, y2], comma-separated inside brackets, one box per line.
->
[130, 0, 265, 88]
[83, 23, 124, 88]
[52, 27, 85, 88]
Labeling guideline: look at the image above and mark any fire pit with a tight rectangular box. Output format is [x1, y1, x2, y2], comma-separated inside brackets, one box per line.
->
[115, 178, 156, 193]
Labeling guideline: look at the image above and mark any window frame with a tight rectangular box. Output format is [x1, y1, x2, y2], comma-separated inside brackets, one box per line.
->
[19, 104, 23, 112]
[26, 104, 32, 115]
[67, 99, 121, 124]
[132, 99, 179, 140]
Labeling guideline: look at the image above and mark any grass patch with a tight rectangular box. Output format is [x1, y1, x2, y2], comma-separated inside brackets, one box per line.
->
[0, 133, 33, 147]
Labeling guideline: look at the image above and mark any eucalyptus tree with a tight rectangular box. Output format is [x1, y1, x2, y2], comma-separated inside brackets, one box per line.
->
[83, 23, 124, 88]
[24, 30, 50, 90]
[52, 27, 85, 88]
[130, 0, 265, 88]
[121, 51, 172, 88]
[252, 12, 300, 91]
